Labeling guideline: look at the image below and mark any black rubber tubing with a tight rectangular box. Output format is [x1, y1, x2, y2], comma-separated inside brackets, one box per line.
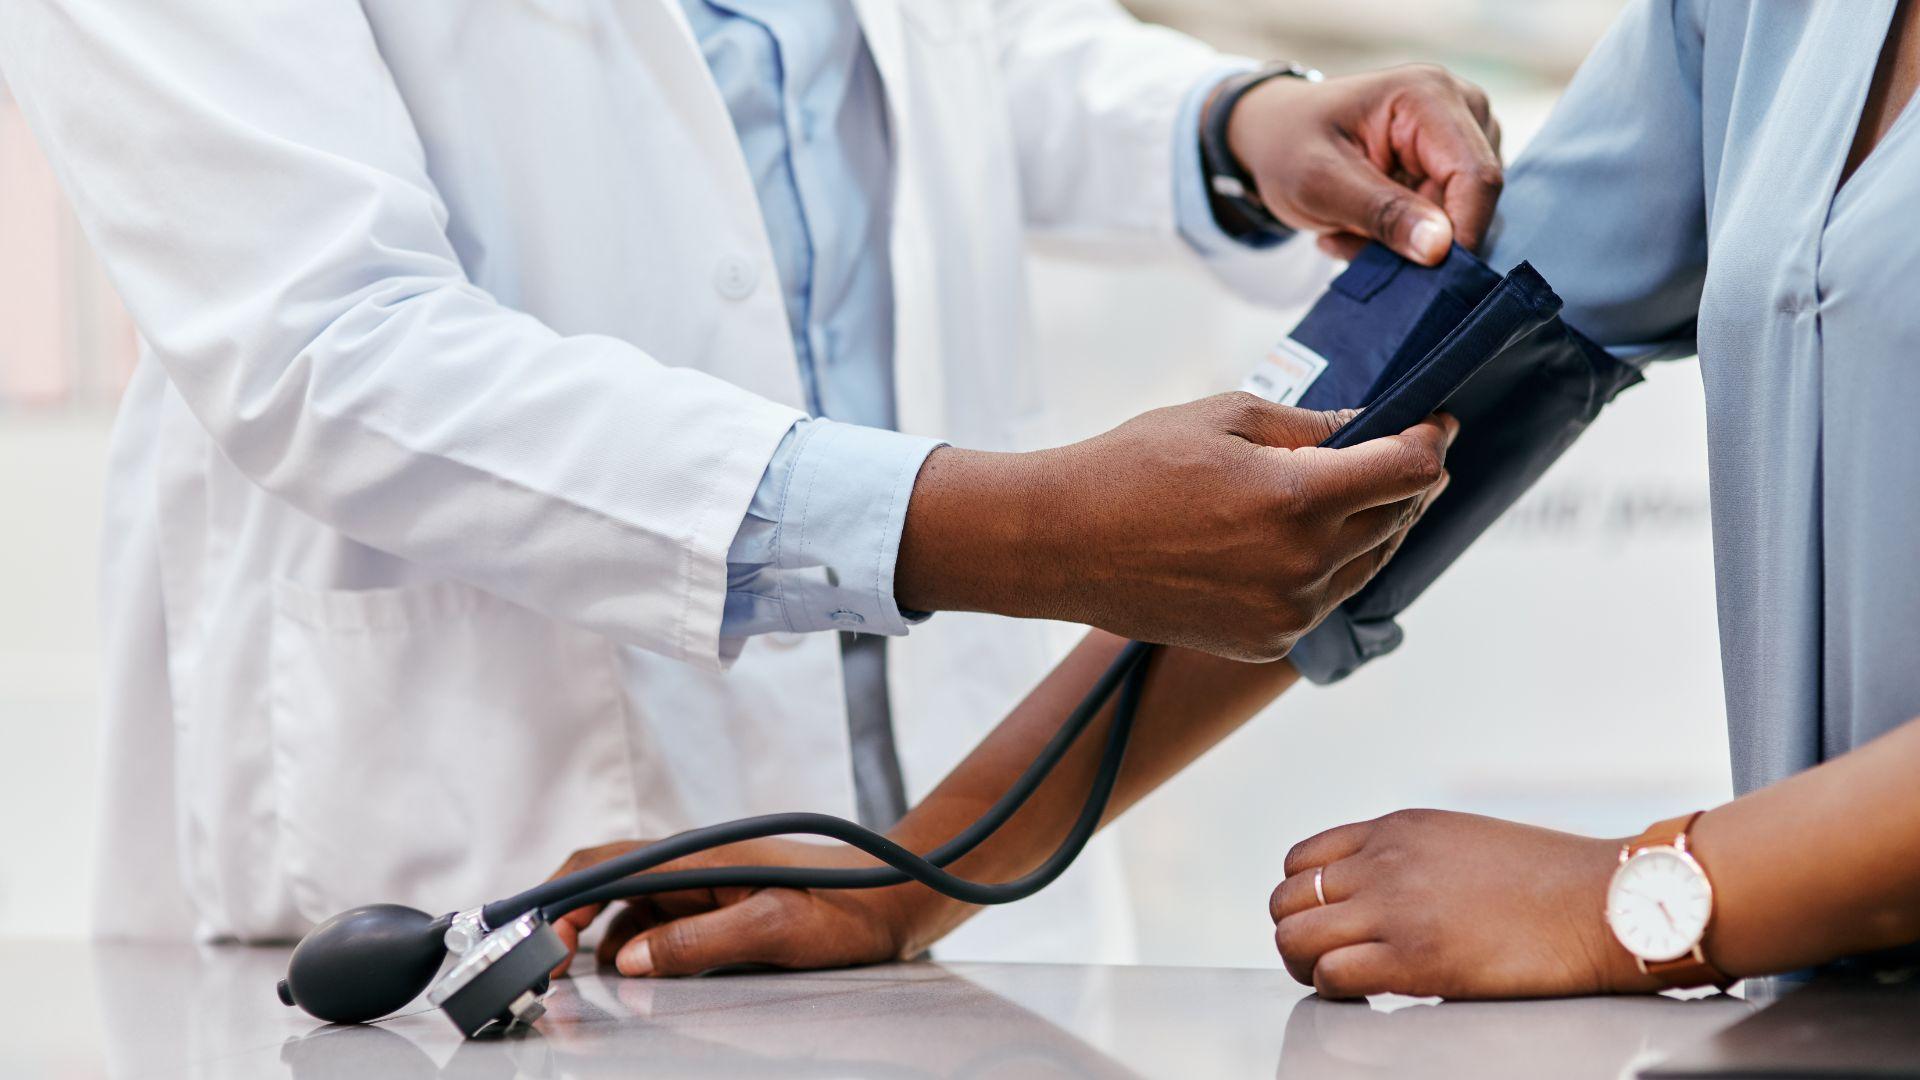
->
[478, 639, 1154, 928]
[547, 645, 1145, 916]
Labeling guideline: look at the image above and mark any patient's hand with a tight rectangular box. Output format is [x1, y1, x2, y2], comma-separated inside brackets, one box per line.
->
[1269, 810, 1645, 999]
[543, 838, 926, 978]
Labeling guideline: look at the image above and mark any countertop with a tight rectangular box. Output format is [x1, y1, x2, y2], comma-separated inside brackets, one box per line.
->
[1, 938, 1767, 1079]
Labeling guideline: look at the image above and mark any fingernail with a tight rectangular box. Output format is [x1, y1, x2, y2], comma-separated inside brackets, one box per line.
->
[1410, 215, 1449, 262]
[620, 939, 654, 977]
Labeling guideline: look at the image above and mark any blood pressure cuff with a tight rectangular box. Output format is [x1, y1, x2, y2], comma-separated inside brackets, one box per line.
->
[1284, 243, 1645, 684]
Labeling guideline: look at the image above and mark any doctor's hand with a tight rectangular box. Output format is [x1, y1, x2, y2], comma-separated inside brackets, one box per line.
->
[896, 394, 1456, 663]
[545, 838, 924, 979]
[1223, 64, 1503, 264]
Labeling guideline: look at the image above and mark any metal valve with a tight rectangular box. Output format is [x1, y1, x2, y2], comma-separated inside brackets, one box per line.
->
[426, 911, 568, 1038]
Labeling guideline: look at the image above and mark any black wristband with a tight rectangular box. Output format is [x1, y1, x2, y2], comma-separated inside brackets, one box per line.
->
[1199, 62, 1321, 242]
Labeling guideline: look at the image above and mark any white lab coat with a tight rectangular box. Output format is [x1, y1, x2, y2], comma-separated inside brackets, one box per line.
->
[1, 0, 1307, 955]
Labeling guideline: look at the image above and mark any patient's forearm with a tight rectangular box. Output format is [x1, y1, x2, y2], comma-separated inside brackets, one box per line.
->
[885, 631, 1299, 953]
[1687, 714, 1920, 979]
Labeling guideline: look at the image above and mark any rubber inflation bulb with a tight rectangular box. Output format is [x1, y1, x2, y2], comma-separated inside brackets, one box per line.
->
[278, 904, 451, 1024]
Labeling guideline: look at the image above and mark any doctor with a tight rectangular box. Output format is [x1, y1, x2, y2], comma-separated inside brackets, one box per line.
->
[0, 0, 1494, 952]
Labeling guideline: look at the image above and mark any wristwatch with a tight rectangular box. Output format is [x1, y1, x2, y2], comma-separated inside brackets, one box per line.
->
[1199, 62, 1322, 242]
[1604, 811, 1732, 990]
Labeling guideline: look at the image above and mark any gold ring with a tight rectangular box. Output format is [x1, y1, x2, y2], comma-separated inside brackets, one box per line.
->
[1313, 867, 1328, 907]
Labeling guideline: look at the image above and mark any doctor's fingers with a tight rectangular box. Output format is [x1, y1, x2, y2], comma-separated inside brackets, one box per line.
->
[1327, 467, 1451, 596]
[1365, 454, 1453, 542]
[1222, 397, 1356, 449]
[1315, 231, 1370, 263]
[1351, 67, 1497, 253]
[1315, 130, 1495, 261]
[1392, 71, 1504, 252]
[1285, 143, 1456, 266]
[1330, 473, 1432, 564]
[1312, 171, 1455, 264]
[1290, 83, 1501, 263]
[1284, 413, 1457, 517]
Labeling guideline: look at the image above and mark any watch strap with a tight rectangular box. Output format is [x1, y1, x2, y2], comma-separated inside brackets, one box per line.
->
[1199, 62, 1319, 241]
[1621, 811, 1733, 990]
[1642, 951, 1729, 990]
[1625, 811, 1708, 857]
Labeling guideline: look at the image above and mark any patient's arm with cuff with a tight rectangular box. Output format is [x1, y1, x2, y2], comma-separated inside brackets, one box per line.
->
[541, 227, 1640, 976]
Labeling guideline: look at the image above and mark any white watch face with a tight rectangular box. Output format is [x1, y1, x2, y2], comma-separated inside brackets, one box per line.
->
[1607, 848, 1713, 962]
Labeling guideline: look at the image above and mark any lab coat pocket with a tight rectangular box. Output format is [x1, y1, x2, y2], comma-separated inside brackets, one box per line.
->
[268, 578, 638, 923]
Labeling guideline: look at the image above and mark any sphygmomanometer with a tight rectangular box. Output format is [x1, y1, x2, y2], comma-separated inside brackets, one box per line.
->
[275, 244, 1641, 1037]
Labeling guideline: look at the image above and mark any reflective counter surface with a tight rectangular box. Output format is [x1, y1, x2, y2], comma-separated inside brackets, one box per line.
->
[2, 939, 1759, 1078]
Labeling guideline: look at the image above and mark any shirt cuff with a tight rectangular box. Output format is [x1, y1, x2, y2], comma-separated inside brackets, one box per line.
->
[1174, 62, 1291, 260]
[722, 418, 944, 653]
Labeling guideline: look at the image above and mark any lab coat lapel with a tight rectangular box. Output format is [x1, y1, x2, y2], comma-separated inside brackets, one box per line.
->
[848, 0, 910, 108]
[642, 0, 757, 216]
[628, 0, 809, 407]
[849, 0, 948, 439]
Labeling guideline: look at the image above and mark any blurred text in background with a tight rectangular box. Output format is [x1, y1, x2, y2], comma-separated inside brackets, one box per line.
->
[0, 0, 1724, 967]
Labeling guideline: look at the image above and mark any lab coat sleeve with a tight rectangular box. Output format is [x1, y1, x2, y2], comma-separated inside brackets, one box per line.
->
[1481, 0, 1711, 360]
[987, 0, 1340, 306]
[0, 0, 802, 669]
[989, 0, 1250, 243]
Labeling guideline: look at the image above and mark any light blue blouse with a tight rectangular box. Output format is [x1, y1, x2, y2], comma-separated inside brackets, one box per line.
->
[1484, 0, 1920, 793]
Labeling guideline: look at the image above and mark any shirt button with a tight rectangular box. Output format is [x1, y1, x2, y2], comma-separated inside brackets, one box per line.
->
[713, 255, 759, 301]
[829, 610, 866, 627]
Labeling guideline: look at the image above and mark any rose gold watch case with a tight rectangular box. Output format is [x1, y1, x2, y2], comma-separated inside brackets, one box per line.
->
[1605, 839, 1715, 966]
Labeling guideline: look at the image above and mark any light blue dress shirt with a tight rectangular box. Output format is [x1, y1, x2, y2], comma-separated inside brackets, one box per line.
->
[698, 0, 1250, 646]
[686, 0, 933, 648]
[686, 0, 1247, 827]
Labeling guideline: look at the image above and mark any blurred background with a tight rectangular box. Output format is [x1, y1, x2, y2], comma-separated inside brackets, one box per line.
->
[0, 0, 1727, 967]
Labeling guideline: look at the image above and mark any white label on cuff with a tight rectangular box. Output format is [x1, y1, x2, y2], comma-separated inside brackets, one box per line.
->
[1241, 336, 1331, 406]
